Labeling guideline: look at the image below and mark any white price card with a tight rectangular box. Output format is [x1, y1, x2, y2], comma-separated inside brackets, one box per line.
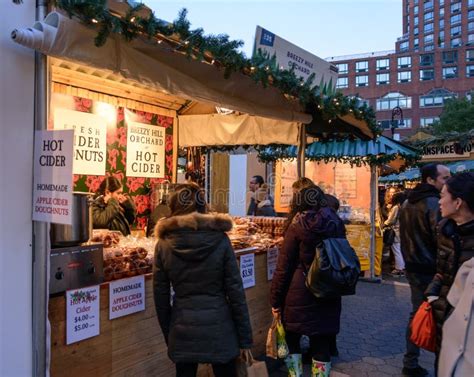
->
[66, 285, 100, 345]
[240, 253, 256, 289]
[109, 275, 145, 320]
[267, 248, 279, 281]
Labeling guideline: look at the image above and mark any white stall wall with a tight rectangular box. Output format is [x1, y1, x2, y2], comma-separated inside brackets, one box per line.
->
[0, 1, 35, 376]
[228, 155, 247, 216]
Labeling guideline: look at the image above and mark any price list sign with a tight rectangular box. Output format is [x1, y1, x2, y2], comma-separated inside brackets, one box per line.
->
[240, 253, 256, 289]
[66, 286, 100, 345]
[267, 248, 279, 281]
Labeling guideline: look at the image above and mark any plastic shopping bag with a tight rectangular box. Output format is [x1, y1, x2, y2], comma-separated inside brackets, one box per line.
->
[236, 350, 269, 377]
[276, 318, 289, 359]
[410, 301, 436, 352]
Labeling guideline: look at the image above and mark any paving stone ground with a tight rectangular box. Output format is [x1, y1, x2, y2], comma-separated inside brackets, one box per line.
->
[267, 279, 435, 377]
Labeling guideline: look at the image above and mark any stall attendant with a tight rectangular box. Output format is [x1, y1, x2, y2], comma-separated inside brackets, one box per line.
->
[92, 176, 136, 236]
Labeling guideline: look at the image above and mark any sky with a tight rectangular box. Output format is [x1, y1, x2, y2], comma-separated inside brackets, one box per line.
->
[144, 0, 403, 59]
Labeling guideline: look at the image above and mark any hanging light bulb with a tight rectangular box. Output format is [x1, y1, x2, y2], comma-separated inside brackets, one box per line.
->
[130, 17, 136, 23]
[91, 18, 99, 24]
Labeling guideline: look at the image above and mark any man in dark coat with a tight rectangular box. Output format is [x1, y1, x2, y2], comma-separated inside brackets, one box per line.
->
[247, 175, 264, 216]
[154, 210, 253, 377]
[399, 163, 450, 377]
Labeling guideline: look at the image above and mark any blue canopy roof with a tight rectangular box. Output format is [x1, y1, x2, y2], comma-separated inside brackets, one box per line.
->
[379, 159, 474, 183]
[258, 136, 419, 165]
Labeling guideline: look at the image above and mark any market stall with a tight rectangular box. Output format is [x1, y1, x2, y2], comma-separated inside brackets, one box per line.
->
[11, 2, 380, 376]
[259, 136, 419, 279]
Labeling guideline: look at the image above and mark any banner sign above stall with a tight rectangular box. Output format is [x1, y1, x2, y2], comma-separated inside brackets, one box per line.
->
[32, 130, 74, 225]
[254, 26, 338, 88]
[240, 253, 256, 289]
[54, 108, 107, 176]
[66, 285, 100, 345]
[421, 141, 473, 160]
[109, 275, 145, 320]
[126, 121, 165, 178]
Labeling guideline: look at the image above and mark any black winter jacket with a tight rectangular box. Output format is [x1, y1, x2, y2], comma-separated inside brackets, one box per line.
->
[92, 196, 136, 236]
[425, 218, 474, 352]
[399, 183, 441, 275]
[270, 208, 346, 335]
[153, 212, 253, 364]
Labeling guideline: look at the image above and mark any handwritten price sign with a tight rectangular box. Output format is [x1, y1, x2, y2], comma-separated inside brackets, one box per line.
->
[240, 253, 255, 289]
[66, 285, 100, 345]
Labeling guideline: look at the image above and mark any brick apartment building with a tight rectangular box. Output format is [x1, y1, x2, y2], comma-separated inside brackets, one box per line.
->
[327, 0, 474, 139]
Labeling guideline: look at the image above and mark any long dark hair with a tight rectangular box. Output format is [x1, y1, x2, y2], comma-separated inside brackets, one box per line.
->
[284, 185, 327, 233]
[445, 172, 474, 212]
[97, 176, 122, 196]
[168, 183, 207, 216]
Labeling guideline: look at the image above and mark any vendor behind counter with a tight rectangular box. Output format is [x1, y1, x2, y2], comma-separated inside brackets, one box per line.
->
[92, 176, 136, 236]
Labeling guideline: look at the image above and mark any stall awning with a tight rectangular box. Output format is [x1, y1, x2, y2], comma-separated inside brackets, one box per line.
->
[179, 114, 300, 147]
[258, 136, 419, 165]
[379, 159, 474, 183]
[11, 11, 310, 124]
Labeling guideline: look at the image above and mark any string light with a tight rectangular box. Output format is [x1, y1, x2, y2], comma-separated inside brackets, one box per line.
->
[157, 39, 163, 44]
[130, 17, 136, 23]
[91, 18, 98, 24]
[211, 59, 215, 64]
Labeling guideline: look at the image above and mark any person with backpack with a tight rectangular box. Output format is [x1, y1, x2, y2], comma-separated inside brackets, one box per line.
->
[270, 185, 346, 377]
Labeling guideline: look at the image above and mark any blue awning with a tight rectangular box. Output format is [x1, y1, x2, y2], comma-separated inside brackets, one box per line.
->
[258, 136, 419, 165]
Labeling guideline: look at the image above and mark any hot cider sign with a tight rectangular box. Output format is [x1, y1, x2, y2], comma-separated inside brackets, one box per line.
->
[126, 121, 166, 178]
[53, 108, 107, 176]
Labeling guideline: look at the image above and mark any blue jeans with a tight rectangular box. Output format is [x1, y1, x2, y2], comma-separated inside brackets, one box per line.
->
[403, 272, 434, 369]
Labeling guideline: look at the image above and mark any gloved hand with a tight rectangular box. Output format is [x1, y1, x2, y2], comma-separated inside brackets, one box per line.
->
[427, 296, 439, 304]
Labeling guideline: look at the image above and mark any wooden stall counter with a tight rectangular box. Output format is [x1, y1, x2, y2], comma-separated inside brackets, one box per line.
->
[49, 250, 274, 377]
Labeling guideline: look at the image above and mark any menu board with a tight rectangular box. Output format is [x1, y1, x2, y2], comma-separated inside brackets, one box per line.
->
[66, 285, 100, 345]
[334, 164, 357, 199]
[267, 247, 279, 280]
[275, 160, 298, 212]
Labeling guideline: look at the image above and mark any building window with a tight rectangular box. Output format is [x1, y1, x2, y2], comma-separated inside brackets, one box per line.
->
[420, 117, 439, 128]
[469, 10, 474, 20]
[356, 61, 368, 72]
[469, 0, 474, 7]
[451, 14, 462, 24]
[420, 88, 456, 107]
[439, 0, 444, 5]
[425, 44, 435, 51]
[398, 71, 412, 83]
[443, 50, 458, 64]
[468, 34, 474, 46]
[439, 18, 444, 30]
[336, 77, 348, 89]
[414, 26, 419, 35]
[424, 34, 434, 45]
[424, 23, 434, 33]
[469, 22, 474, 32]
[376, 59, 390, 71]
[397, 56, 411, 68]
[376, 73, 390, 85]
[451, 25, 462, 37]
[424, 11, 434, 22]
[440, 6, 445, 17]
[336, 63, 348, 74]
[442, 67, 458, 79]
[467, 65, 474, 77]
[414, 16, 419, 26]
[424, 1, 433, 11]
[400, 41, 409, 51]
[414, 5, 419, 15]
[420, 69, 435, 81]
[467, 49, 474, 61]
[376, 92, 412, 111]
[414, 38, 420, 49]
[451, 2, 461, 14]
[451, 38, 462, 48]
[420, 53, 434, 66]
[356, 75, 369, 87]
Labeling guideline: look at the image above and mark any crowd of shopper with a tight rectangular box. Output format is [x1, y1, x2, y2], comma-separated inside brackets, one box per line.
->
[151, 167, 474, 377]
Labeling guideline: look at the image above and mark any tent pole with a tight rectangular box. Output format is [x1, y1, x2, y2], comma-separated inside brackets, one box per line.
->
[297, 124, 306, 178]
[369, 164, 377, 280]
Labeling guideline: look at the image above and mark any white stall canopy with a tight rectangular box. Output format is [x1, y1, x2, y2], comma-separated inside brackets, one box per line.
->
[11, 11, 311, 125]
[179, 114, 300, 147]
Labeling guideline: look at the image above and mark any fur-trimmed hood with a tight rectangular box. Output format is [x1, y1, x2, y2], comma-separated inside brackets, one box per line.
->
[155, 212, 233, 238]
[155, 212, 234, 261]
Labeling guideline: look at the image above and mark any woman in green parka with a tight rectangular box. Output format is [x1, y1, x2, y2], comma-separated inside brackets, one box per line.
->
[92, 176, 136, 236]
